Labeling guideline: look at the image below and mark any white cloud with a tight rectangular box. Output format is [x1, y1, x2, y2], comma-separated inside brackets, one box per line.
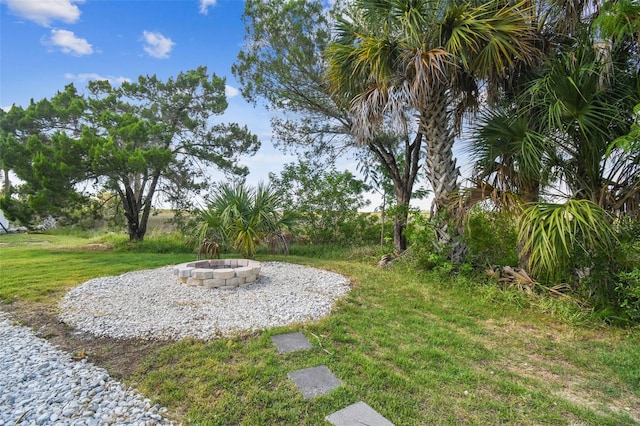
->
[225, 85, 240, 98]
[3, 0, 83, 27]
[199, 0, 217, 15]
[64, 73, 130, 85]
[142, 31, 174, 59]
[47, 29, 93, 55]
[2, 105, 14, 112]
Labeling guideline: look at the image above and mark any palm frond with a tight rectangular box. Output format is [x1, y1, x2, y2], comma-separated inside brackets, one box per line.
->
[193, 181, 293, 258]
[518, 199, 618, 280]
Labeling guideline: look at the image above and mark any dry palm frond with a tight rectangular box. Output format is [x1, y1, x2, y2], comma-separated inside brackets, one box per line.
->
[487, 265, 581, 302]
[266, 232, 290, 256]
[499, 265, 537, 294]
[377, 247, 412, 268]
[377, 253, 397, 268]
[457, 179, 524, 214]
[197, 238, 221, 260]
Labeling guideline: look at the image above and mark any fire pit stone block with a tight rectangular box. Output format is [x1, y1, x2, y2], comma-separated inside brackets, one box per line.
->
[173, 259, 261, 289]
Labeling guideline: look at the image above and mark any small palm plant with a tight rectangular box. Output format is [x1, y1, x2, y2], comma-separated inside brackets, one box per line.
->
[518, 199, 618, 282]
[194, 182, 295, 258]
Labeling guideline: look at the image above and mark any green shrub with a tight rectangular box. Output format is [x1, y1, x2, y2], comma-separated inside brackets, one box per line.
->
[615, 268, 640, 324]
[270, 161, 374, 246]
[404, 213, 455, 271]
[339, 212, 387, 246]
[192, 182, 295, 258]
[404, 212, 437, 268]
[465, 209, 518, 268]
[573, 218, 640, 324]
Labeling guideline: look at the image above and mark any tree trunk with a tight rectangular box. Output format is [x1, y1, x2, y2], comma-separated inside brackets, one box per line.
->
[419, 85, 466, 264]
[393, 214, 407, 251]
[380, 191, 386, 247]
[120, 184, 143, 241]
[119, 171, 162, 242]
[368, 133, 422, 253]
[2, 167, 9, 193]
[392, 187, 411, 253]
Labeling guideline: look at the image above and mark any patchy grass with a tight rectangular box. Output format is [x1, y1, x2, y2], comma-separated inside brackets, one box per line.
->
[1, 234, 639, 424]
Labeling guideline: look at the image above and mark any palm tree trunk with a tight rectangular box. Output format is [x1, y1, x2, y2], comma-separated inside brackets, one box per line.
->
[419, 85, 466, 264]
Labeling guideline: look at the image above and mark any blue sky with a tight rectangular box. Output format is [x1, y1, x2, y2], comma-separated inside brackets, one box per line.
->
[1, 1, 250, 105]
[0, 0, 433, 211]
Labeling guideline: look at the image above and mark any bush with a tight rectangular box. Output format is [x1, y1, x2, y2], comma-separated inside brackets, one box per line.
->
[465, 209, 519, 268]
[615, 268, 640, 324]
[269, 161, 375, 246]
[573, 218, 640, 324]
[338, 212, 387, 246]
[404, 212, 454, 271]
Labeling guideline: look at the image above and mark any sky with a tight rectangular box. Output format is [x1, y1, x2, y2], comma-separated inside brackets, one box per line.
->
[0, 0, 435, 211]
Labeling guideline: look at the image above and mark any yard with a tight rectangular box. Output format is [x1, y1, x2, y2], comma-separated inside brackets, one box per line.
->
[1, 232, 639, 425]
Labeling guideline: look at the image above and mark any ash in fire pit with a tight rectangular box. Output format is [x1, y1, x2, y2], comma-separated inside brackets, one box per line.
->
[173, 259, 261, 289]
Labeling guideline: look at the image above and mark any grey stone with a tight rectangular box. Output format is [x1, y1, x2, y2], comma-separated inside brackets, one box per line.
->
[325, 401, 394, 426]
[62, 407, 76, 417]
[287, 365, 340, 399]
[271, 332, 313, 354]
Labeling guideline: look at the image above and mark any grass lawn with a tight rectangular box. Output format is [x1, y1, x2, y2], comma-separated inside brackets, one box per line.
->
[1, 233, 639, 425]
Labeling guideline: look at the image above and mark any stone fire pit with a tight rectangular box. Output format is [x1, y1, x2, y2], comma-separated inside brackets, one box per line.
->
[173, 259, 261, 289]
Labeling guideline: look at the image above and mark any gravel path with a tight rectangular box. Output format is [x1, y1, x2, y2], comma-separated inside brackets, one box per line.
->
[1, 262, 350, 424]
[0, 312, 171, 425]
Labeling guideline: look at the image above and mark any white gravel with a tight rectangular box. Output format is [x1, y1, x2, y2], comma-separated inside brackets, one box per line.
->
[59, 261, 351, 340]
[0, 262, 350, 425]
[0, 311, 171, 425]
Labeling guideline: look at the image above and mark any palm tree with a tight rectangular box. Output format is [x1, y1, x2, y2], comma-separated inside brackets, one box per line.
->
[519, 199, 618, 281]
[468, 7, 640, 280]
[467, 106, 548, 206]
[195, 182, 295, 258]
[325, 0, 541, 263]
[526, 34, 639, 210]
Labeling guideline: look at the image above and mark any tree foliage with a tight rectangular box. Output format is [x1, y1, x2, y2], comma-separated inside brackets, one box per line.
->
[1, 67, 259, 240]
[462, 1, 640, 317]
[325, 0, 541, 263]
[233, 0, 423, 252]
[269, 160, 374, 244]
[233, 0, 347, 155]
[518, 200, 618, 281]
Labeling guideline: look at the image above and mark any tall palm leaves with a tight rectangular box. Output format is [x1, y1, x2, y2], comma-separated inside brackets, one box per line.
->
[469, 5, 640, 282]
[326, 0, 540, 262]
[527, 43, 637, 204]
[468, 107, 547, 205]
[519, 200, 618, 280]
[195, 182, 295, 258]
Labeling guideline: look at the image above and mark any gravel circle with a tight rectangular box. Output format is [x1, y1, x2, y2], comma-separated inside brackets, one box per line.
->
[59, 261, 351, 340]
[0, 311, 172, 426]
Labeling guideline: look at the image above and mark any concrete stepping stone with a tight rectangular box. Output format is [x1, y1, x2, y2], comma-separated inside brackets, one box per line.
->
[326, 401, 394, 426]
[287, 365, 341, 399]
[271, 332, 313, 354]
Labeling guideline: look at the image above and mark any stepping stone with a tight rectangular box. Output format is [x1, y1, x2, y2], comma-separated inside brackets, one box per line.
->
[287, 365, 341, 399]
[271, 332, 313, 354]
[326, 401, 394, 426]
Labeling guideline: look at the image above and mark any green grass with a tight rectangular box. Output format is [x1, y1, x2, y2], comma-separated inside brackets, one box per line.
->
[1, 233, 640, 424]
[0, 233, 195, 303]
